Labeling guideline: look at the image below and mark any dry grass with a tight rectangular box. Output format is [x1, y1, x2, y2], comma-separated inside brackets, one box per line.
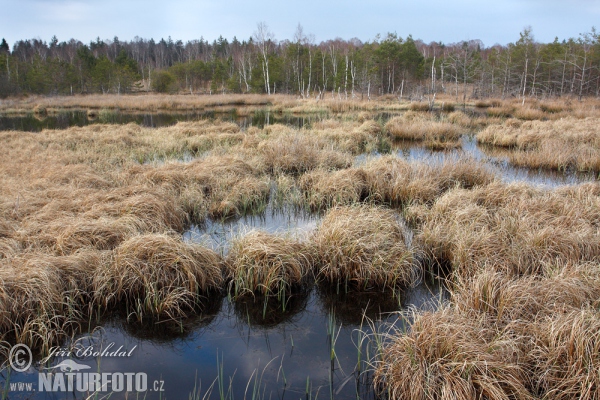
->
[408, 182, 600, 277]
[532, 309, 600, 399]
[226, 230, 314, 297]
[376, 261, 600, 399]
[93, 234, 223, 320]
[0, 250, 106, 351]
[477, 117, 600, 171]
[375, 308, 532, 400]
[486, 105, 515, 118]
[363, 155, 496, 206]
[385, 113, 462, 143]
[209, 176, 270, 219]
[312, 205, 418, 289]
[259, 133, 352, 175]
[3, 93, 600, 390]
[409, 102, 431, 112]
[299, 168, 369, 210]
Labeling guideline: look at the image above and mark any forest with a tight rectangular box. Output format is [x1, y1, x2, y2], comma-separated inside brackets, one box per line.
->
[0, 25, 599, 100]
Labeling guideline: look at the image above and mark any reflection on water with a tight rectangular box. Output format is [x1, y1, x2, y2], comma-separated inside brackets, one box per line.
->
[357, 136, 597, 187]
[2, 282, 445, 400]
[0, 109, 329, 132]
[183, 206, 319, 255]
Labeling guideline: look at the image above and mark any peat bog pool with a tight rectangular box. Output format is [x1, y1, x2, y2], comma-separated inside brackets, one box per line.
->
[0, 108, 325, 132]
[1, 109, 598, 399]
[4, 279, 445, 399]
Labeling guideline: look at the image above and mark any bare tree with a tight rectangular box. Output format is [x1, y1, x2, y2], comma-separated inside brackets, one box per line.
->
[254, 22, 274, 95]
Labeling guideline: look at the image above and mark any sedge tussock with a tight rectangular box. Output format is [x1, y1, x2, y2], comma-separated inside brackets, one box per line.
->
[451, 265, 600, 327]
[0, 250, 107, 350]
[259, 133, 352, 175]
[52, 217, 142, 255]
[532, 309, 600, 400]
[226, 230, 314, 297]
[513, 106, 548, 121]
[385, 114, 462, 143]
[299, 168, 369, 210]
[539, 101, 566, 114]
[310, 118, 383, 154]
[98, 189, 188, 232]
[93, 234, 223, 319]
[477, 117, 600, 171]
[486, 105, 515, 118]
[409, 102, 430, 112]
[363, 155, 496, 206]
[447, 111, 473, 127]
[374, 308, 533, 400]
[411, 182, 600, 277]
[312, 205, 418, 289]
[209, 176, 270, 219]
[0, 238, 21, 259]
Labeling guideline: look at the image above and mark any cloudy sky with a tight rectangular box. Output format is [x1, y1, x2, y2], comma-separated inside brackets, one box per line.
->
[1, 0, 599, 48]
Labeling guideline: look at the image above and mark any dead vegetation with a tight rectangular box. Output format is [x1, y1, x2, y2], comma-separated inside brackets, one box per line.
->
[312, 205, 418, 289]
[227, 230, 314, 297]
[2, 95, 600, 398]
[477, 117, 600, 171]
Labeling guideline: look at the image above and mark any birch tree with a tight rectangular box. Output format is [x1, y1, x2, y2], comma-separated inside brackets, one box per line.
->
[254, 22, 274, 95]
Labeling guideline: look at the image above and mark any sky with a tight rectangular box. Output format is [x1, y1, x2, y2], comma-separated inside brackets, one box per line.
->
[1, 0, 599, 49]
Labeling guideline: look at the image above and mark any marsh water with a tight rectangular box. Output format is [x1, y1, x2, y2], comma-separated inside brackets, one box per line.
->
[0, 108, 320, 132]
[1, 108, 597, 399]
[4, 281, 444, 400]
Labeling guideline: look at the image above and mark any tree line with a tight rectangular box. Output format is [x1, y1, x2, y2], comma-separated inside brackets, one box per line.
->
[1, 24, 599, 100]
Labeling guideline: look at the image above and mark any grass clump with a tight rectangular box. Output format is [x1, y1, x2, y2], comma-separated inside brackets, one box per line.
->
[299, 168, 369, 211]
[93, 234, 223, 320]
[375, 308, 532, 400]
[374, 263, 600, 399]
[385, 114, 462, 143]
[209, 176, 270, 219]
[477, 117, 600, 171]
[226, 230, 314, 298]
[312, 205, 418, 289]
[532, 309, 600, 399]
[486, 105, 514, 118]
[0, 250, 105, 351]
[259, 133, 352, 175]
[409, 102, 430, 112]
[409, 182, 600, 277]
[363, 155, 496, 206]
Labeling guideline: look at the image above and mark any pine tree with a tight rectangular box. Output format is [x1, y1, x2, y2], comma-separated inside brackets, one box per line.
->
[0, 38, 9, 53]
